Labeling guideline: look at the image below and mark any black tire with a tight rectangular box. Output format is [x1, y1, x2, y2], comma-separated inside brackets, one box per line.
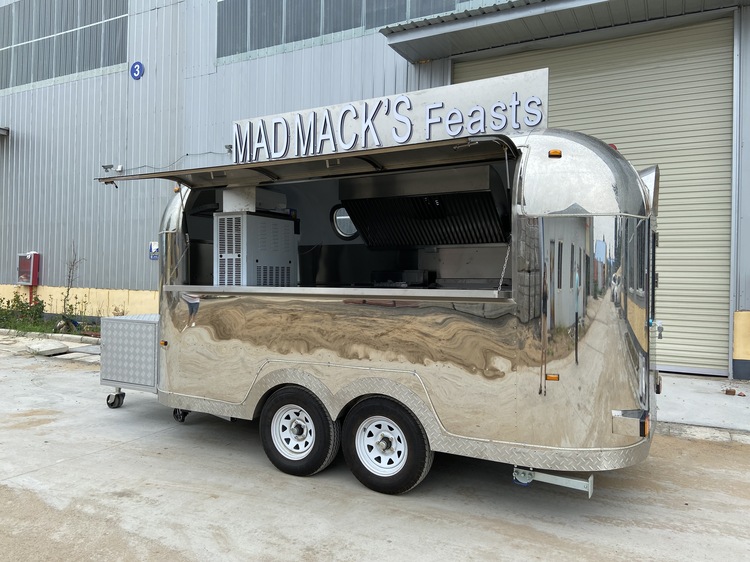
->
[106, 393, 124, 409]
[260, 386, 340, 477]
[342, 397, 433, 495]
[173, 408, 189, 423]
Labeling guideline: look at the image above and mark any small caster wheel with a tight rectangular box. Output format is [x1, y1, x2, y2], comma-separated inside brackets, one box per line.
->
[107, 393, 125, 409]
[173, 408, 189, 423]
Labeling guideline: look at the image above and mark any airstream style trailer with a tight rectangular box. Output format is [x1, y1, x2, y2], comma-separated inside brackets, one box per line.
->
[100, 75, 660, 497]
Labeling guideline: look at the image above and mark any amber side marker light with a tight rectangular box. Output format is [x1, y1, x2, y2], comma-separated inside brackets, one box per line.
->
[640, 412, 650, 437]
[548, 149, 562, 158]
[160, 340, 169, 348]
[546, 373, 560, 381]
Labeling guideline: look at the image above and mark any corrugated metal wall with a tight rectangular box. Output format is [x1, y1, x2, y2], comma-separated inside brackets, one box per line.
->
[0, 0, 449, 294]
[0, 3, 741, 374]
[0, 0, 181, 292]
[178, 0, 451, 169]
[453, 18, 734, 375]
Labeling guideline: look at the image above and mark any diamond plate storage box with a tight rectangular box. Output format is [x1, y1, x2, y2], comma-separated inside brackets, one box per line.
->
[101, 315, 160, 393]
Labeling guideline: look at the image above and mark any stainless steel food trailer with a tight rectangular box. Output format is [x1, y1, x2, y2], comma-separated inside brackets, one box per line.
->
[99, 73, 660, 497]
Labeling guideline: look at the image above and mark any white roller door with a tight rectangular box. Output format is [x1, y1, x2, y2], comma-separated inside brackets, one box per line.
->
[453, 18, 734, 375]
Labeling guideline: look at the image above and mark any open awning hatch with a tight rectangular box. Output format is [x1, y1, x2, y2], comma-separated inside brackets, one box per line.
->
[96, 135, 519, 190]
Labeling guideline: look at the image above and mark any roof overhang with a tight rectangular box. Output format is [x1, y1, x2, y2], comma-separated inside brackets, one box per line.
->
[380, 0, 745, 63]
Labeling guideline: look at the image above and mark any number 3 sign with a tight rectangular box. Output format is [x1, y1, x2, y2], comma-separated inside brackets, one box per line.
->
[130, 61, 145, 80]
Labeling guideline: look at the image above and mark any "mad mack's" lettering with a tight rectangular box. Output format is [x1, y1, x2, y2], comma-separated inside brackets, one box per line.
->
[232, 69, 548, 165]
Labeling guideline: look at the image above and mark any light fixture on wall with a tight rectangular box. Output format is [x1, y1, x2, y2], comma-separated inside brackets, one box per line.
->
[225, 144, 233, 153]
[101, 164, 114, 172]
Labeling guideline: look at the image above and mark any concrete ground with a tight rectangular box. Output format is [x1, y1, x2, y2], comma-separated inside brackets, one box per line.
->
[1, 350, 749, 560]
[657, 373, 750, 440]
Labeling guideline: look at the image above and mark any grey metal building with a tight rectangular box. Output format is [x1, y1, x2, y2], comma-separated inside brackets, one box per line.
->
[1, 0, 749, 378]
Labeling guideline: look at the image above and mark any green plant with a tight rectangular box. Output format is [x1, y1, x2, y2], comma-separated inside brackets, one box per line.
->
[0, 292, 57, 333]
[62, 292, 90, 318]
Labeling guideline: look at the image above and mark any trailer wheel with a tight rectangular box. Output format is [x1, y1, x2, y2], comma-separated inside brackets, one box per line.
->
[342, 397, 433, 495]
[173, 408, 189, 423]
[106, 392, 125, 409]
[260, 387, 340, 477]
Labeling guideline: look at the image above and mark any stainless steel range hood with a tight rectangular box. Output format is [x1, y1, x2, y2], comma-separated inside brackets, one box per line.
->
[339, 163, 511, 248]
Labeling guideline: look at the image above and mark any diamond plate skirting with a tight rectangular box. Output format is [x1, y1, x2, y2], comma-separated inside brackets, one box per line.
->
[157, 364, 652, 473]
[330, 375, 652, 472]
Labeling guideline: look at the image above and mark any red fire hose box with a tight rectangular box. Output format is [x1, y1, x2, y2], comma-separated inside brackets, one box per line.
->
[17, 252, 40, 286]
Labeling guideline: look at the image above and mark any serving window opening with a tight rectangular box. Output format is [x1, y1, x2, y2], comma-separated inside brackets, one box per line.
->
[180, 139, 518, 299]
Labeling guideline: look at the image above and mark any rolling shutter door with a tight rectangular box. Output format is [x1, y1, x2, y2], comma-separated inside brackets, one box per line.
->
[453, 18, 734, 375]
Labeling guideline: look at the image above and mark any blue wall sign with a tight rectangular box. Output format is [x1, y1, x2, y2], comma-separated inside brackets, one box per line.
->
[149, 241, 159, 260]
[130, 61, 145, 80]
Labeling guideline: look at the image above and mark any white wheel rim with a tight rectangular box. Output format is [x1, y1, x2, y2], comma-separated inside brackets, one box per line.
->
[271, 404, 316, 460]
[355, 415, 408, 476]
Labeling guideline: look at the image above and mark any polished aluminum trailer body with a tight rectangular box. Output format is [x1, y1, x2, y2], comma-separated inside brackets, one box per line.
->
[102, 128, 659, 493]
